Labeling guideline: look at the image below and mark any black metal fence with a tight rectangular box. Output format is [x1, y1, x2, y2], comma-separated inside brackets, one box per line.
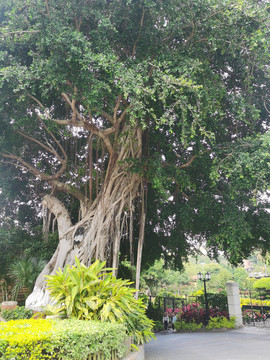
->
[240, 290, 270, 328]
[148, 295, 198, 312]
[147, 293, 228, 313]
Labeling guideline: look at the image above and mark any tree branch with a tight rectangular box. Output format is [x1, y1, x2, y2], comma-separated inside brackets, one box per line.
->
[29, 92, 115, 156]
[118, 104, 131, 125]
[37, 115, 67, 161]
[179, 154, 198, 169]
[185, 22, 195, 45]
[174, 150, 210, 169]
[99, 110, 114, 125]
[42, 195, 72, 238]
[44, 0, 50, 17]
[61, 92, 115, 155]
[48, 180, 89, 204]
[17, 130, 63, 163]
[51, 119, 85, 127]
[0, 151, 67, 181]
[113, 96, 122, 123]
[132, 7, 145, 57]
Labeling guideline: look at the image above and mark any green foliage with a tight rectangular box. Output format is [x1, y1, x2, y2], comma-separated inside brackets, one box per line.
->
[141, 258, 189, 295]
[0, 0, 270, 273]
[145, 304, 163, 323]
[0, 306, 33, 321]
[0, 225, 58, 279]
[45, 257, 154, 344]
[198, 292, 228, 312]
[153, 321, 164, 332]
[253, 277, 270, 290]
[233, 268, 250, 290]
[206, 316, 236, 330]
[174, 320, 203, 332]
[0, 318, 127, 360]
[174, 316, 236, 331]
[8, 257, 46, 300]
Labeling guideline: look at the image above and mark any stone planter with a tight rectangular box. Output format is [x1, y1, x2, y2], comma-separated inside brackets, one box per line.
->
[123, 345, 144, 360]
[1, 301, 18, 311]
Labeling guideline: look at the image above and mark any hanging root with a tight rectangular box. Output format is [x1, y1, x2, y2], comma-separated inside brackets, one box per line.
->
[42, 206, 52, 243]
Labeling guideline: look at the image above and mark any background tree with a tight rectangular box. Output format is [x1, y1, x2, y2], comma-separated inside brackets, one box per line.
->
[0, 0, 269, 310]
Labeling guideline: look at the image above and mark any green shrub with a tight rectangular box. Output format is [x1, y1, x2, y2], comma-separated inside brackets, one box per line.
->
[45, 257, 154, 344]
[153, 320, 164, 332]
[253, 277, 270, 290]
[1, 306, 33, 321]
[206, 316, 236, 329]
[174, 316, 236, 331]
[146, 303, 163, 322]
[198, 292, 228, 312]
[0, 318, 127, 360]
[174, 320, 203, 332]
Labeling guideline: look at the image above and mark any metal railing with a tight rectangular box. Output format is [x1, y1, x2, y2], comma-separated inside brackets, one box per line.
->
[241, 289, 270, 328]
[147, 295, 198, 312]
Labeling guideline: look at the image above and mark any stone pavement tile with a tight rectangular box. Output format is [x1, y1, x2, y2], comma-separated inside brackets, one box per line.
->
[145, 327, 270, 360]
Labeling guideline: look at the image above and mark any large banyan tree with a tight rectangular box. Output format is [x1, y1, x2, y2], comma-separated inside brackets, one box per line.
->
[0, 0, 269, 309]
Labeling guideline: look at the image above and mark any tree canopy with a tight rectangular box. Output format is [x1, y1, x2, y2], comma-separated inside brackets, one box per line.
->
[0, 0, 269, 295]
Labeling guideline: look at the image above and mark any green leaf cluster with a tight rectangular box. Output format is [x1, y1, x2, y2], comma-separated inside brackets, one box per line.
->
[174, 320, 203, 332]
[0, 0, 270, 273]
[45, 257, 154, 344]
[0, 306, 33, 321]
[253, 277, 270, 291]
[206, 316, 236, 330]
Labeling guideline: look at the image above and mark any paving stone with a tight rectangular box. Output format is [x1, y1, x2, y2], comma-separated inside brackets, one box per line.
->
[145, 327, 270, 360]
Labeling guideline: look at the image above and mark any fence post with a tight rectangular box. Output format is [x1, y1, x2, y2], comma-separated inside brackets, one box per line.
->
[226, 281, 243, 328]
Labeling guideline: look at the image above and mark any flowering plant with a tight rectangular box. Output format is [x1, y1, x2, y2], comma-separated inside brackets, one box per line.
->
[177, 303, 229, 325]
[243, 309, 268, 323]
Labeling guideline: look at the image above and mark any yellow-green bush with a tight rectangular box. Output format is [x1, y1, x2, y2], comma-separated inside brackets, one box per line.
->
[253, 278, 270, 290]
[206, 316, 236, 329]
[240, 298, 270, 307]
[0, 318, 127, 360]
[174, 320, 203, 332]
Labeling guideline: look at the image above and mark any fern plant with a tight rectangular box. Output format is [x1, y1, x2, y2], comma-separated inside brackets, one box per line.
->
[45, 257, 154, 344]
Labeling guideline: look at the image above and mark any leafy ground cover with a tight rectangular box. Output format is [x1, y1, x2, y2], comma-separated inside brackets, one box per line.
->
[174, 315, 236, 332]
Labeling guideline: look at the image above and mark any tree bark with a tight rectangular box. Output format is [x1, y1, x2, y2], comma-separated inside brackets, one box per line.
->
[26, 127, 143, 310]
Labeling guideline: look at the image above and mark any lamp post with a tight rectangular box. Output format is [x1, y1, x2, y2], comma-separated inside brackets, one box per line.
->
[197, 271, 211, 325]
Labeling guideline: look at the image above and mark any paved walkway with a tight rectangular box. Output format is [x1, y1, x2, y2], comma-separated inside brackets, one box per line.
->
[145, 327, 270, 360]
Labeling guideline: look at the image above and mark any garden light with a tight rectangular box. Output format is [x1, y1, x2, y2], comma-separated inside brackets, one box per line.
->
[197, 272, 211, 325]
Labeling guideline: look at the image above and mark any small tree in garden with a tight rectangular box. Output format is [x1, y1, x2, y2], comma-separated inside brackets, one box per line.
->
[253, 278, 270, 291]
[45, 257, 154, 344]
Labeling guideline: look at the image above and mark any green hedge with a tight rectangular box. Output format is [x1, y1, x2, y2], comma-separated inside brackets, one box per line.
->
[1, 306, 33, 321]
[0, 318, 127, 360]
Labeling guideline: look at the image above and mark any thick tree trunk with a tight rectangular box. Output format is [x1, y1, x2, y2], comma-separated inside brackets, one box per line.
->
[26, 128, 143, 310]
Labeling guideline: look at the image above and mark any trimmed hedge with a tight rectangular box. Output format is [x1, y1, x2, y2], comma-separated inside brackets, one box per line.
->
[0, 318, 127, 359]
